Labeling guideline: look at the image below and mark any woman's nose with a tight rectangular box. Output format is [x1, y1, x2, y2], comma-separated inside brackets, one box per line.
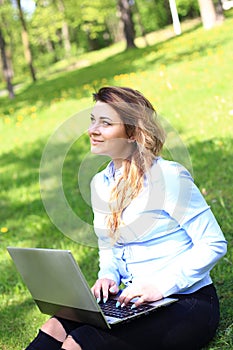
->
[88, 122, 101, 135]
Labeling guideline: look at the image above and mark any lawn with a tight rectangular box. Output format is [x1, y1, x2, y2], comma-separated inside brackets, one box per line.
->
[0, 16, 233, 349]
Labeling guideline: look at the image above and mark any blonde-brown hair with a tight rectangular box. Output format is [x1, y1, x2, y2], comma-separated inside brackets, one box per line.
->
[93, 86, 165, 242]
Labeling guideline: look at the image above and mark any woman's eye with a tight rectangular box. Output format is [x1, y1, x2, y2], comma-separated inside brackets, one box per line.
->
[89, 117, 112, 127]
[102, 120, 111, 126]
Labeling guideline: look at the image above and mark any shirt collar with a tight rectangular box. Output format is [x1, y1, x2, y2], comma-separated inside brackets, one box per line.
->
[103, 161, 123, 182]
[103, 157, 161, 182]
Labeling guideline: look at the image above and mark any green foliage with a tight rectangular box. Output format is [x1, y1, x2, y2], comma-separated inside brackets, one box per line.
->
[0, 0, 25, 78]
[0, 16, 233, 349]
[134, 0, 171, 34]
[133, 0, 200, 35]
[30, 4, 63, 45]
[176, 0, 200, 18]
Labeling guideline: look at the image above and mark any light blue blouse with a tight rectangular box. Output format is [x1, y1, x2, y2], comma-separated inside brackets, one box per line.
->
[90, 157, 227, 297]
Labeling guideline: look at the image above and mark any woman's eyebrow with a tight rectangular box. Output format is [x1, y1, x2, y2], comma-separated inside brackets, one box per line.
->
[90, 113, 114, 121]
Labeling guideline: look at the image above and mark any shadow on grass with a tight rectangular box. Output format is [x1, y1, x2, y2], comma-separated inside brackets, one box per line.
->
[187, 137, 233, 347]
[187, 137, 233, 230]
[0, 135, 96, 248]
[0, 297, 40, 346]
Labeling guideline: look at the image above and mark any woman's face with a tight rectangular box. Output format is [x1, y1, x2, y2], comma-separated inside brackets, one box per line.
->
[88, 101, 133, 166]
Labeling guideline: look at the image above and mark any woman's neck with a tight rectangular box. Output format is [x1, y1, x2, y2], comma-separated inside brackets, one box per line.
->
[113, 158, 123, 170]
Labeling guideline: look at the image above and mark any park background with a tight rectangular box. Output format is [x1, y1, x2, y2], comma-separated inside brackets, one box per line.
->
[0, 1, 233, 349]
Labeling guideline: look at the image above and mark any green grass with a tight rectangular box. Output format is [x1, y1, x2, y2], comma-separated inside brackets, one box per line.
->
[1, 17, 233, 349]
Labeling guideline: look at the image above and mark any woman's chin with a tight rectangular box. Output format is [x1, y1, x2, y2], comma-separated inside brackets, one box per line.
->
[91, 146, 107, 156]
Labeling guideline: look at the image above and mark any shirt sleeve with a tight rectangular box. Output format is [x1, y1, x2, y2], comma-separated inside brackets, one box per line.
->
[90, 174, 121, 286]
[157, 163, 227, 297]
[97, 238, 121, 286]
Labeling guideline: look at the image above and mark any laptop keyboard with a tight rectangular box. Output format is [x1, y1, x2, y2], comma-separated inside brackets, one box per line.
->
[99, 299, 153, 319]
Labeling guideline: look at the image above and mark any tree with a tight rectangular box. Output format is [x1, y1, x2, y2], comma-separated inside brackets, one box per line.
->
[118, 0, 136, 49]
[77, 0, 117, 50]
[0, 0, 14, 98]
[16, 0, 36, 81]
[215, 0, 224, 22]
[133, 0, 148, 46]
[169, 0, 181, 35]
[198, 0, 224, 29]
[0, 28, 14, 98]
[30, 0, 64, 63]
[54, 0, 71, 56]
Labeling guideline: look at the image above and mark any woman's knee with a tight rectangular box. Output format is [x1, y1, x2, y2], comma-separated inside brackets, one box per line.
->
[41, 317, 67, 342]
[62, 335, 82, 350]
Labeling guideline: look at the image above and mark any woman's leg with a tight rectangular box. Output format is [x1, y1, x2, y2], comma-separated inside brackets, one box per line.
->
[67, 325, 133, 350]
[41, 317, 67, 342]
[109, 284, 220, 350]
[25, 317, 80, 350]
[58, 284, 220, 350]
[26, 284, 219, 350]
[25, 329, 63, 350]
[61, 335, 82, 350]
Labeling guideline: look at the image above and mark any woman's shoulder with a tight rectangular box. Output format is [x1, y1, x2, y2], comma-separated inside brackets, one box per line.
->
[91, 169, 105, 186]
[151, 157, 193, 181]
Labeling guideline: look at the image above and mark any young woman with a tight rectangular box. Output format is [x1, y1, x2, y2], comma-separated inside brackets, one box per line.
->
[26, 86, 227, 350]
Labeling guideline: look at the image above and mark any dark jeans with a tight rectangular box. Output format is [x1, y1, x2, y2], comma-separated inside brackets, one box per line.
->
[26, 284, 220, 350]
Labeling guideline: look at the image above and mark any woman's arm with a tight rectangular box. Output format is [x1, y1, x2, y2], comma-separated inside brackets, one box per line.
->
[156, 163, 227, 296]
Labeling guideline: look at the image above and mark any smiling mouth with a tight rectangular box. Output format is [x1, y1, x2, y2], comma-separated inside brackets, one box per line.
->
[91, 139, 104, 145]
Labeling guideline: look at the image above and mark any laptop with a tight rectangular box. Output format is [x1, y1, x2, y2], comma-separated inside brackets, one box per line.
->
[7, 247, 178, 329]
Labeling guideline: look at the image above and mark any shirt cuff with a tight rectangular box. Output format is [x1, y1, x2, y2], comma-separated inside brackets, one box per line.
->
[98, 271, 120, 286]
[156, 276, 180, 297]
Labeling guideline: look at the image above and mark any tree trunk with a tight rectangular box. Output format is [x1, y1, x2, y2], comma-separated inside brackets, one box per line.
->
[169, 0, 181, 35]
[118, 0, 136, 49]
[215, 0, 225, 22]
[164, 0, 173, 24]
[198, 0, 224, 29]
[134, 0, 149, 46]
[16, 0, 36, 81]
[56, 0, 71, 56]
[0, 28, 15, 99]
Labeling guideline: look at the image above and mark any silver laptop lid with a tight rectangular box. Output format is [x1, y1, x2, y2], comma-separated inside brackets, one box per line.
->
[7, 247, 110, 328]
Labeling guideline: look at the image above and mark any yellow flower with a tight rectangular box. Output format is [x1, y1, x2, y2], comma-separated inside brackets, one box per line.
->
[17, 115, 24, 122]
[201, 188, 207, 196]
[101, 78, 108, 84]
[4, 117, 11, 124]
[1, 227, 8, 233]
[83, 84, 91, 90]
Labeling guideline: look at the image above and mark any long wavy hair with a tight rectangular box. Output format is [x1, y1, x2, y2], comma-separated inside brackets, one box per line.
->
[93, 86, 166, 242]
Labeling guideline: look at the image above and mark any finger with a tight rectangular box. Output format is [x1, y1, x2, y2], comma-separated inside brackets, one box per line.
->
[131, 296, 145, 308]
[109, 282, 119, 295]
[102, 280, 112, 303]
[91, 280, 102, 302]
[93, 291, 101, 303]
[118, 289, 140, 307]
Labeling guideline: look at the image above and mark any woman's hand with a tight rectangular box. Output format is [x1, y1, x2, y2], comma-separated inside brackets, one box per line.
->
[91, 278, 119, 303]
[117, 282, 163, 308]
